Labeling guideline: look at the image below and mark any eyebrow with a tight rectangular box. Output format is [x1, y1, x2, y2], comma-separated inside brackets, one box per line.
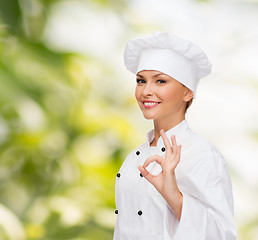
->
[136, 73, 167, 78]
[136, 73, 144, 78]
[153, 73, 166, 78]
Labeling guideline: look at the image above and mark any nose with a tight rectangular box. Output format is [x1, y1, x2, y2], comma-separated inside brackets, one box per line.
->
[142, 82, 154, 96]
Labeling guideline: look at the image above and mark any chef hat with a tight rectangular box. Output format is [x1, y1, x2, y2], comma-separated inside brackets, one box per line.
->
[124, 32, 212, 98]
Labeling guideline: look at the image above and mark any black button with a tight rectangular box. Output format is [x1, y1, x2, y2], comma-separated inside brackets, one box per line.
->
[115, 209, 118, 214]
[138, 210, 143, 216]
[117, 173, 121, 178]
[140, 173, 143, 177]
[136, 151, 140, 155]
[161, 147, 166, 152]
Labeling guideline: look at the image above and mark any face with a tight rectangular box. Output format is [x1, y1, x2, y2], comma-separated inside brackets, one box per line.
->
[135, 70, 193, 121]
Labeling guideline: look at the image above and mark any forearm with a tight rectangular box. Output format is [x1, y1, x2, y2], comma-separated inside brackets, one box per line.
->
[165, 188, 183, 221]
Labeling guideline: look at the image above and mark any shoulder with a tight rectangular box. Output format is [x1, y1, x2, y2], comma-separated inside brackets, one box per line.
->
[180, 129, 228, 179]
[183, 130, 224, 161]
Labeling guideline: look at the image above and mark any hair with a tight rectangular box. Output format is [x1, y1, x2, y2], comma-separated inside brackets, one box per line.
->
[185, 99, 193, 113]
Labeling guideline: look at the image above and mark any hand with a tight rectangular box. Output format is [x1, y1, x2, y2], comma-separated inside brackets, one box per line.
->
[138, 129, 183, 220]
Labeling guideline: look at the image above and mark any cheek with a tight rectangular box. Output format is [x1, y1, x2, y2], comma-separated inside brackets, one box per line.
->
[160, 86, 183, 103]
[135, 87, 141, 101]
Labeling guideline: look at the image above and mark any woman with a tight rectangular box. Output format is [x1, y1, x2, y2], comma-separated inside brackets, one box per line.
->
[113, 32, 237, 239]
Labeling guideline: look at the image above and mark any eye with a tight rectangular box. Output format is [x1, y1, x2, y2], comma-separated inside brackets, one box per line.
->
[136, 79, 145, 84]
[157, 79, 166, 84]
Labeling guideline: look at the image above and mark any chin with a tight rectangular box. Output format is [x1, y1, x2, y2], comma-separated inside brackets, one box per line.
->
[143, 116, 153, 120]
[142, 113, 156, 120]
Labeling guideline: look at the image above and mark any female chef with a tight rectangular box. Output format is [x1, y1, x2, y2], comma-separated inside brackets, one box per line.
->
[113, 32, 237, 239]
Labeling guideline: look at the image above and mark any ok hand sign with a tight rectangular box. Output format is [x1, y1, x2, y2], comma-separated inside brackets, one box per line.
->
[138, 129, 183, 220]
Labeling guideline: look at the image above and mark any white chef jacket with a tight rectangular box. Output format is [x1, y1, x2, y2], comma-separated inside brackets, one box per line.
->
[113, 120, 237, 240]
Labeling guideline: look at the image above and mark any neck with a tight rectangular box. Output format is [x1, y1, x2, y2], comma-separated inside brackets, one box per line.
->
[150, 114, 185, 146]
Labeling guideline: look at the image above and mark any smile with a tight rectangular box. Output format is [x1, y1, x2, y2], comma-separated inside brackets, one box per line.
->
[142, 101, 161, 108]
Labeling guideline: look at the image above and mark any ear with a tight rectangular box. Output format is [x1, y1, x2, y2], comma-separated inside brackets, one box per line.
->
[183, 88, 194, 102]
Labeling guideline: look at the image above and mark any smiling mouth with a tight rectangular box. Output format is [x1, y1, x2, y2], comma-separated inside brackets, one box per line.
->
[142, 101, 161, 108]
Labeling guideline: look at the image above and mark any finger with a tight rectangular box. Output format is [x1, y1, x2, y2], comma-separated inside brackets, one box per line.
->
[164, 145, 181, 173]
[174, 145, 182, 166]
[171, 135, 178, 152]
[143, 155, 163, 168]
[138, 165, 155, 184]
[160, 129, 172, 156]
[177, 145, 181, 154]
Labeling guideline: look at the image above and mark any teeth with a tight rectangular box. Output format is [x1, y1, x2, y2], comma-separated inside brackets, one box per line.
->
[143, 102, 159, 106]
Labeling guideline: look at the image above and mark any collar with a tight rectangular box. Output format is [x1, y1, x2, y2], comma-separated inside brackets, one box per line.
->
[146, 120, 190, 147]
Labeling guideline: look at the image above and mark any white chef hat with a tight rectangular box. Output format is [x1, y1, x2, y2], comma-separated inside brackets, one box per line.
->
[124, 32, 212, 98]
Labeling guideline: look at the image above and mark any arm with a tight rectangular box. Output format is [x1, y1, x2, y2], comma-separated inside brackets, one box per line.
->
[167, 149, 237, 240]
[139, 130, 237, 239]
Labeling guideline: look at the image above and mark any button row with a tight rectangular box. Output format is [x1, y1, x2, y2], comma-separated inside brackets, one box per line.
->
[114, 209, 143, 216]
[136, 148, 166, 155]
[117, 172, 144, 178]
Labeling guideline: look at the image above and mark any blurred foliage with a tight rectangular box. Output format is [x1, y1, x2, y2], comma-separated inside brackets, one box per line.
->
[0, 0, 138, 239]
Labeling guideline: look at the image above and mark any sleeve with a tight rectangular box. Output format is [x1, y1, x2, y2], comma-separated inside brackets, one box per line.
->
[163, 147, 238, 240]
